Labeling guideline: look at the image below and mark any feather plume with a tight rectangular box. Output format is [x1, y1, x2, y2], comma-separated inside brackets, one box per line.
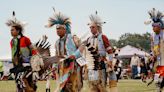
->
[145, 8, 164, 28]
[148, 8, 163, 23]
[144, 19, 152, 25]
[88, 11, 106, 27]
[6, 11, 27, 31]
[46, 8, 71, 34]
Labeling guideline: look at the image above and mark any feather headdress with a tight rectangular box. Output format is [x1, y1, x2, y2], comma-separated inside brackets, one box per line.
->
[6, 11, 26, 31]
[88, 11, 106, 33]
[144, 8, 164, 28]
[46, 8, 71, 34]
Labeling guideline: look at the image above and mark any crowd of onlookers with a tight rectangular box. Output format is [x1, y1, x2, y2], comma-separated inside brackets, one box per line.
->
[111, 52, 156, 82]
[128, 53, 155, 82]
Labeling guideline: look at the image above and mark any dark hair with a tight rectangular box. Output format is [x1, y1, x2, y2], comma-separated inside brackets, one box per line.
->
[13, 25, 23, 36]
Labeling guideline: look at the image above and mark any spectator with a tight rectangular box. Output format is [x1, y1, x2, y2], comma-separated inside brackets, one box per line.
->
[114, 59, 122, 81]
[130, 53, 140, 79]
[140, 57, 148, 83]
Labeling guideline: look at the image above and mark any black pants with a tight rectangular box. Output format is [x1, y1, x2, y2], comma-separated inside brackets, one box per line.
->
[0, 72, 3, 78]
[160, 78, 164, 89]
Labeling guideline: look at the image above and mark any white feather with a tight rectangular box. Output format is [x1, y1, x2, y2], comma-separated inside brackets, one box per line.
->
[144, 20, 152, 25]
[84, 47, 95, 70]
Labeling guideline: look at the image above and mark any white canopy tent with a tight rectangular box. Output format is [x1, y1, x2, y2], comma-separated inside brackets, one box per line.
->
[117, 45, 149, 58]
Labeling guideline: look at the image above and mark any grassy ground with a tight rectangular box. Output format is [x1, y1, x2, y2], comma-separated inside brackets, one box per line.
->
[0, 79, 159, 92]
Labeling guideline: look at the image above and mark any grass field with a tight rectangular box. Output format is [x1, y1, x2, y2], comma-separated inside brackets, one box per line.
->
[0, 79, 159, 92]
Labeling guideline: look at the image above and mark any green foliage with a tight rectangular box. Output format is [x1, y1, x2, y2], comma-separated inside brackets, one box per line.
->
[110, 32, 151, 51]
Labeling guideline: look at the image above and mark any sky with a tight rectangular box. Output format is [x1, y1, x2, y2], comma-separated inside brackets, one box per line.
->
[0, 0, 163, 59]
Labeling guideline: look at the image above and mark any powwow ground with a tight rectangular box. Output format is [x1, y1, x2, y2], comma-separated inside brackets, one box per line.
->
[0, 79, 159, 92]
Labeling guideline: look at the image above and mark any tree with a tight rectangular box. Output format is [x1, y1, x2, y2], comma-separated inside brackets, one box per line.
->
[109, 39, 118, 47]
[110, 32, 151, 51]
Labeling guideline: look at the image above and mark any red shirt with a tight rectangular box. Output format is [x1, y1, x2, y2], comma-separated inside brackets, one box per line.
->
[156, 66, 164, 77]
[102, 34, 113, 54]
[10, 36, 37, 56]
